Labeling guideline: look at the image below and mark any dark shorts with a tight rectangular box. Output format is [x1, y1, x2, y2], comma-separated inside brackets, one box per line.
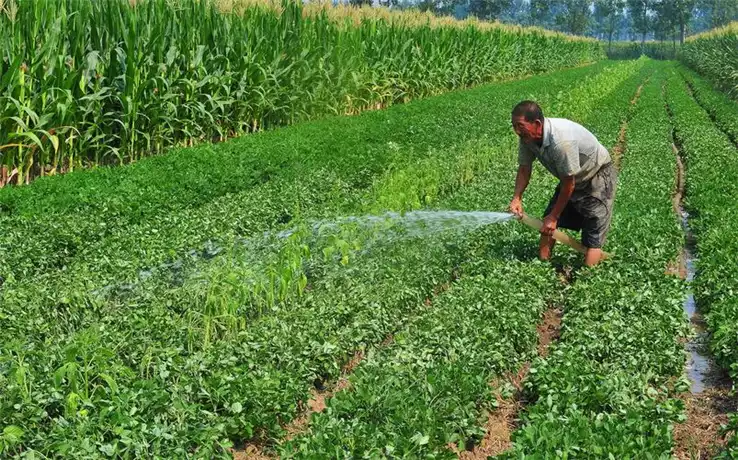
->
[544, 162, 618, 249]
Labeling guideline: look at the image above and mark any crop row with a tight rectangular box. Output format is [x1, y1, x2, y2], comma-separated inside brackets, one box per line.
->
[678, 65, 738, 146]
[281, 257, 557, 458]
[505, 64, 691, 456]
[665, 67, 738, 455]
[0, 0, 603, 185]
[0, 60, 644, 456]
[680, 21, 738, 99]
[0, 114, 550, 458]
[270, 141, 562, 458]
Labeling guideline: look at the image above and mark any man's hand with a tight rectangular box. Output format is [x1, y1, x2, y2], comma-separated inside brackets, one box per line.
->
[509, 197, 523, 217]
[541, 214, 558, 236]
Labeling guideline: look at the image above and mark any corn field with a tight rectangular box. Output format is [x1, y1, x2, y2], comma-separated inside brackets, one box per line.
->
[680, 21, 738, 99]
[0, 0, 603, 186]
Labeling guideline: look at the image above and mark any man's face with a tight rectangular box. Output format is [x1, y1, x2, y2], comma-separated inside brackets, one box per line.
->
[512, 116, 543, 144]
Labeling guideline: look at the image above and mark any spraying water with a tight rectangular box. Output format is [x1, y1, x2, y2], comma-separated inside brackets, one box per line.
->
[93, 210, 516, 298]
[280, 210, 516, 239]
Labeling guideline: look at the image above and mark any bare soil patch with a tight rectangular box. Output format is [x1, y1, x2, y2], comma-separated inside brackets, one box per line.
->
[674, 387, 737, 459]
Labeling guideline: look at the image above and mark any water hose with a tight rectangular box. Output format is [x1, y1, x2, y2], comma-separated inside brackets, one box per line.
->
[515, 212, 612, 259]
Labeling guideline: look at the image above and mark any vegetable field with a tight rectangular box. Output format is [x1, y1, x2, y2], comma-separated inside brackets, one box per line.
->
[2, 2, 738, 458]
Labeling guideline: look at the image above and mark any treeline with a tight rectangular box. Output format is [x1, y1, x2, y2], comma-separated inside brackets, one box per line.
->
[365, 0, 738, 47]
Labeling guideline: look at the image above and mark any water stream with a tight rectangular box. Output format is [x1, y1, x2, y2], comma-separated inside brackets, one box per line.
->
[97, 210, 516, 297]
[680, 207, 713, 394]
[279, 210, 516, 239]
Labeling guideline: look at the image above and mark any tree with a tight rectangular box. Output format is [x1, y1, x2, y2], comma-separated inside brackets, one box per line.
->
[673, 0, 696, 43]
[627, 0, 653, 43]
[467, 0, 512, 20]
[595, 0, 625, 49]
[653, 0, 695, 44]
[705, 0, 738, 27]
[652, 0, 677, 42]
[554, 0, 594, 35]
[530, 0, 552, 26]
[499, 0, 531, 25]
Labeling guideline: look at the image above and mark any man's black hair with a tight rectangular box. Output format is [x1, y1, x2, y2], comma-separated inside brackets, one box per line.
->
[512, 100, 544, 123]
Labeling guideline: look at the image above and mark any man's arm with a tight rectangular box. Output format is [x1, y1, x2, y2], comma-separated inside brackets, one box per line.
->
[541, 175, 575, 235]
[509, 164, 532, 215]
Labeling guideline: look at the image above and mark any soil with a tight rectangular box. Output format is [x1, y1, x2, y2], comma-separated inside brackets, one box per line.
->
[452, 377, 522, 459]
[612, 123, 628, 168]
[666, 144, 688, 278]
[536, 307, 563, 358]
[666, 249, 688, 279]
[232, 445, 272, 460]
[674, 387, 737, 459]
[612, 81, 646, 169]
[672, 143, 685, 215]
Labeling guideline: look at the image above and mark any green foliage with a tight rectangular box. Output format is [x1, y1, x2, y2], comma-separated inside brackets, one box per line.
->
[273, 60, 654, 457]
[2, 54, 732, 457]
[0, 61, 615, 286]
[680, 22, 738, 99]
[627, 0, 654, 42]
[0, 61, 642, 456]
[594, 0, 625, 45]
[679, 64, 738, 143]
[553, 0, 593, 35]
[280, 259, 558, 458]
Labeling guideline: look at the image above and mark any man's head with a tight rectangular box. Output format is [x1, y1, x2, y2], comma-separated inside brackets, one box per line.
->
[511, 100, 544, 145]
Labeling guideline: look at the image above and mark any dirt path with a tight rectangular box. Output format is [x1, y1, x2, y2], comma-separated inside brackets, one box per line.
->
[666, 144, 688, 278]
[674, 387, 737, 459]
[612, 80, 646, 169]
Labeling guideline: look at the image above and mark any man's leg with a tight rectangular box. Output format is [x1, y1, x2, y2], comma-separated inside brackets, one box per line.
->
[540, 187, 563, 261]
[581, 163, 617, 267]
[539, 234, 556, 260]
[579, 197, 613, 267]
[584, 247, 603, 266]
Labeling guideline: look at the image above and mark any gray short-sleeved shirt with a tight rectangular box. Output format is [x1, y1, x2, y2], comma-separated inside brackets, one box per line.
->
[518, 117, 611, 189]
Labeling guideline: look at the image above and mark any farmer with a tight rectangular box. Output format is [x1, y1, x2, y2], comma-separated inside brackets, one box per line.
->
[507, 100, 617, 267]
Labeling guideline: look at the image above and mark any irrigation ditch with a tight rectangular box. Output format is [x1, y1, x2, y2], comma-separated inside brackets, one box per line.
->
[666, 84, 737, 459]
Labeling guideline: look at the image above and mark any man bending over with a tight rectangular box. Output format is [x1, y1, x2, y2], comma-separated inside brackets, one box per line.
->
[508, 100, 617, 267]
